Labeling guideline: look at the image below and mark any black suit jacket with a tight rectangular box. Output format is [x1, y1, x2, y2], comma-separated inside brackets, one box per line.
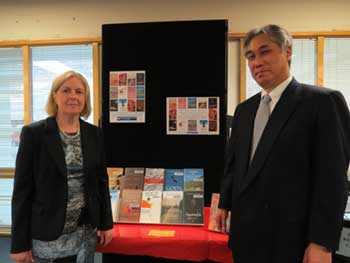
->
[11, 117, 113, 253]
[219, 79, 349, 263]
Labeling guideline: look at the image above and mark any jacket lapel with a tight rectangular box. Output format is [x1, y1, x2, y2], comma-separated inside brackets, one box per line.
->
[235, 94, 260, 190]
[239, 79, 301, 195]
[44, 117, 67, 177]
[80, 119, 92, 176]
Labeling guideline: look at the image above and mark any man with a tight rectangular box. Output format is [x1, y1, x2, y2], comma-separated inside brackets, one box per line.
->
[216, 24, 350, 263]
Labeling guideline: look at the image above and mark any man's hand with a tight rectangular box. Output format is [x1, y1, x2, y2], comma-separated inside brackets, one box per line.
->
[10, 250, 34, 263]
[97, 228, 114, 246]
[215, 208, 229, 233]
[303, 242, 331, 263]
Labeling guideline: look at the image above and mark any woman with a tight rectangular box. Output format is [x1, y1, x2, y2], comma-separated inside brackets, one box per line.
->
[10, 71, 114, 263]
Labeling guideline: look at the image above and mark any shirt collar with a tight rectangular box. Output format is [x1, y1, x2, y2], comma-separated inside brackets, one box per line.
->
[261, 75, 292, 107]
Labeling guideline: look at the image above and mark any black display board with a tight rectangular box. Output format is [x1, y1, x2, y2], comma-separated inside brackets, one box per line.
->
[101, 20, 227, 206]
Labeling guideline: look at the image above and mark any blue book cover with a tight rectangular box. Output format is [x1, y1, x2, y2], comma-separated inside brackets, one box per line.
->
[184, 168, 204, 192]
[164, 169, 184, 191]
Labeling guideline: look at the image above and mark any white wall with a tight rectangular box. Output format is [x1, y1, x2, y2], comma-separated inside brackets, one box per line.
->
[1, 0, 349, 112]
[1, 0, 349, 40]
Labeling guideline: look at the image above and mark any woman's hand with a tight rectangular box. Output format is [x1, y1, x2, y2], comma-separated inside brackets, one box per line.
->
[97, 228, 114, 246]
[10, 250, 34, 263]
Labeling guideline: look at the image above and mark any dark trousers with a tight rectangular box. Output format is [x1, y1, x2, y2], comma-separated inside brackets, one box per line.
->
[53, 255, 77, 263]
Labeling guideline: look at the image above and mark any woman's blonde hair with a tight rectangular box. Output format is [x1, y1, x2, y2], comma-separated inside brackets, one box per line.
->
[45, 70, 92, 119]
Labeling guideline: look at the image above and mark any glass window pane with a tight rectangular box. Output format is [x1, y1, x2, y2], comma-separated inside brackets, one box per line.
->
[291, 38, 317, 85]
[245, 38, 317, 99]
[0, 178, 13, 228]
[0, 48, 24, 168]
[246, 65, 261, 99]
[324, 38, 350, 107]
[31, 45, 94, 123]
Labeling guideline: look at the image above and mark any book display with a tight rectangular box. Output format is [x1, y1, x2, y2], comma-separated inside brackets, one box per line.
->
[102, 20, 227, 209]
[109, 167, 205, 225]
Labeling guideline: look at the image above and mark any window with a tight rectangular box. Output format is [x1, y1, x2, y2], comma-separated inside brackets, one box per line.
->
[324, 38, 350, 107]
[0, 40, 99, 235]
[290, 38, 317, 85]
[32, 45, 94, 123]
[0, 178, 13, 233]
[0, 48, 24, 168]
[245, 38, 317, 99]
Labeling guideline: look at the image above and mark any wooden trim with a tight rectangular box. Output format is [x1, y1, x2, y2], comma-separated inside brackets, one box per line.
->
[239, 38, 246, 102]
[317, 36, 324, 87]
[23, 45, 31, 125]
[229, 31, 350, 40]
[0, 38, 101, 47]
[228, 33, 246, 40]
[92, 43, 100, 126]
[1, 31, 349, 47]
[0, 228, 11, 236]
[292, 31, 350, 37]
[0, 168, 15, 178]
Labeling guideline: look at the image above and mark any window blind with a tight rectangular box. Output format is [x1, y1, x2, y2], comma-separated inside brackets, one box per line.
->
[31, 45, 94, 123]
[0, 178, 13, 228]
[324, 38, 350, 108]
[0, 48, 24, 168]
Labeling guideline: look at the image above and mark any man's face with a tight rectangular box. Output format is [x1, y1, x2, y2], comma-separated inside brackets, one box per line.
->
[245, 34, 291, 92]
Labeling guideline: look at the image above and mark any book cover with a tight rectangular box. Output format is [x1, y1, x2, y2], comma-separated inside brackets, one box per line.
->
[139, 190, 163, 224]
[143, 168, 165, 191]
[183, 191, 204, 224]
[160, 191, 184, 224]
[118, 189, 143, 223]
[110, 189, 120, 222]
[163, 169, 184, 191]
[184, 168, 204, 192]
[208, 193, 220, 231]
[121, 167, 145, 190]
[107, 167, 124, 190]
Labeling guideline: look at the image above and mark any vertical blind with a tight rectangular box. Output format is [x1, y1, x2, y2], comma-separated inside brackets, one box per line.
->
[31, 44, 94, 123]
[0, 178, 13, 228]
[290, 38, 317, 85]
[0, 48, 24, 168]
[324, 38, 350, 108]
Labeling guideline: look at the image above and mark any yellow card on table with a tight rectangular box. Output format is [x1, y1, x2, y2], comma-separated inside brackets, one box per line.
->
[148, 229, 176, 237]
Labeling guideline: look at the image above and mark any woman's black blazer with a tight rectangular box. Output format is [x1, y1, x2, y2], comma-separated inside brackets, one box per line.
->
[11, 117, 113, 253]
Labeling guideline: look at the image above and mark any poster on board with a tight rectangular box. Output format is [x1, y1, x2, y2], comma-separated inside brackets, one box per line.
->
[109, 70, 146, 123]
[166, 97, 219, 135]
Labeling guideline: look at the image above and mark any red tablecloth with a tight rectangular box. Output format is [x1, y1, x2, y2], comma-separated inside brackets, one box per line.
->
[96, 207, 233, 263]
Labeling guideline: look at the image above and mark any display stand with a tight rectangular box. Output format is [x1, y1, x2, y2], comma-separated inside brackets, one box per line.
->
[101, 19, 227, 207]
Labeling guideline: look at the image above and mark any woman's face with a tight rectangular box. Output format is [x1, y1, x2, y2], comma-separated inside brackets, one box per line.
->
[53, 76, 86, 118]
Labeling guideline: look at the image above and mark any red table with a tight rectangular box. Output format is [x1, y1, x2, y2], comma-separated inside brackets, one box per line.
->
[96, 207, 233, 263]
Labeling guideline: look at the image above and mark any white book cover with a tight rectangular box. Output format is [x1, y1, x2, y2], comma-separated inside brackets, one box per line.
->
[110, 189, 120, 222]
[139, 190, 163, 224]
